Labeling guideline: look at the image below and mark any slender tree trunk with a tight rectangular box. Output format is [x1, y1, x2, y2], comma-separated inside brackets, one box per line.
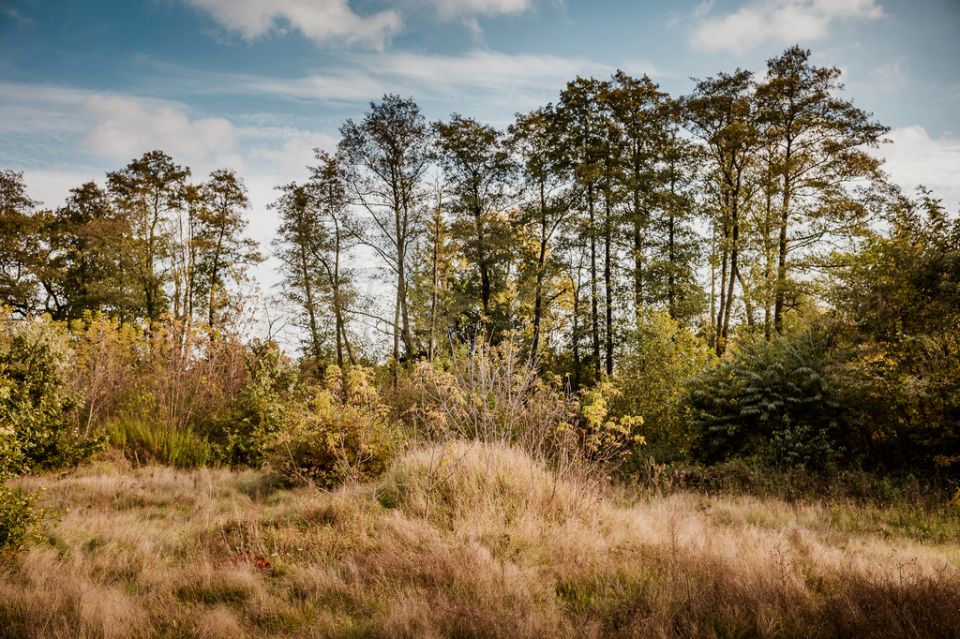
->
[208, 223, 226, 328]
[715, 193, 730, 355]
[763, 182, 774, 340]
[603, 186, 613, 376]
[572, 275, 581, 391]
[667, 170, 677, 319]
[737, 269, 754, 326]
[721, 184, 741, 352]
[530, 180, 547, 366]
[428, 203, 441, 362]
[632, 149, 645, 327]
[774, 167, 791, 334]
[299, 244, 321, 362]
[773, 135, 793, 333]
[588, 184, 600, 378]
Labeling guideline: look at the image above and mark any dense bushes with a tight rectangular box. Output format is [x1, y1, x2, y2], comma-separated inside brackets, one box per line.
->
[687, 332, 844, 469]
[613, 309, 715, 461]
[0, 317, 102, 550]
[263, 365, 401, 487]
[828, 195, 960, 474]
[0, 319, 104, 474]
[398, 342, 644, 477]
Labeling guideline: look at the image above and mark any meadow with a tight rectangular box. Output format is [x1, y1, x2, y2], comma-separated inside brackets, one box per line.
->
[3, 442, 959, 639]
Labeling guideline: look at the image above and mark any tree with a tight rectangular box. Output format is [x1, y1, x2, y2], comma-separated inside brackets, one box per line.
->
[338, 95, 432, 377]
[272, 182, 326, 360]
[557, 78, 609, 376]
[605, 72, 666, 323]
[45, 181, 133, 320]
[683, 70, 760, 354]
[433, 115, 516, 341]
[409, 182, 455, 361]
[195, 169, 261, 329]
[107, 150, 190, 323]
[0, 170, 42, 316]
[756, 46, 887, 334]
[307, 151, 357, 367]
[510, 107, 574, 366]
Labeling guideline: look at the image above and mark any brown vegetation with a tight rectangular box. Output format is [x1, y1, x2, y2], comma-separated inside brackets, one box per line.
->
[2, 442, 958, 639]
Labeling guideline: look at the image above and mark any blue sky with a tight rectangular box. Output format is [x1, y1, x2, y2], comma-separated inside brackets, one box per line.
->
[2, 0, 959, 304]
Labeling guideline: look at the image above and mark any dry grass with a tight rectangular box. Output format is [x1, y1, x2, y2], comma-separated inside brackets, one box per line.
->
[2, 443, 959, 638]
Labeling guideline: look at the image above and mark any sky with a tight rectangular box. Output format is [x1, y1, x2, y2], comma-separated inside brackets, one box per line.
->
[2, 0, 959, 338]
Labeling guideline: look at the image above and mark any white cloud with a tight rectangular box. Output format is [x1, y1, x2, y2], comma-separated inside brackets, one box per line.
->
[882, 125, 960, 212]
[689, 0, 883, 54]
[234, 49, 617, 112]
[80, 95, 236, 166]
[424, 0, 534, 20]
[183, 0, 401, 50]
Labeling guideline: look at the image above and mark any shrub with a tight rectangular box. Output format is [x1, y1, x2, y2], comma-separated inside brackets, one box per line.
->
[687, 331, 843, 469]
[398, 341, 644, 479]
[68, 314, 251, 447]
[0, 483, 35, 552]
[400, 342, 580, 466]
[578, 380, 645, 470]
[613, 309, 715, 460]
[264, 365, 401, 487]
[0, 317, 104, 473]
[210, 340, 297, 466]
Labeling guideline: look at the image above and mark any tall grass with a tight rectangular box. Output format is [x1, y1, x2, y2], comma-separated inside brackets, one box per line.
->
[2, 442, 958, 638]
[107, 413, 212, 468]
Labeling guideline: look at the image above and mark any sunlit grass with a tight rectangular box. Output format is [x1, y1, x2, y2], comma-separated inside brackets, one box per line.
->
[2, 443, 958, 638]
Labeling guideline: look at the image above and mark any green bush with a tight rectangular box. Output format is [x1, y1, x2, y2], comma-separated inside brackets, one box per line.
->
[212, 340, 297, 466]
[264, 366, 401, 488]
[0, 319, 104, 473]
[0, 483, 35, 552]
[687, 331, 843, 469]
[613, 309, 715, 461]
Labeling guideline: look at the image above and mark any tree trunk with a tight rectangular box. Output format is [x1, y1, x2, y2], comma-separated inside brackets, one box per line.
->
[603, 187, 613, 376]
[588, 184, 600, 378]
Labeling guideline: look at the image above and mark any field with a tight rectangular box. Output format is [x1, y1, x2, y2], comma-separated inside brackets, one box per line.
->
[2, 442, 959, 639]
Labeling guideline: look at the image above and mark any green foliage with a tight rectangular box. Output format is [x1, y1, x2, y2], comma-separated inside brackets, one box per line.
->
[830, 191, 960, 473]
[0, 483, 35, 552]
[613, 309, 715, 459]
[107, 412, 212, 468]
[0, 318, 104, 473]
[213, 340, 298, 466]
[264, 365, 401, 488]
[578, 380, 645, 468]
[688, 331, 843, 469]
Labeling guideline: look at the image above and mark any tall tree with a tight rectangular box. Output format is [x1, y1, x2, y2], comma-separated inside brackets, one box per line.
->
[557, 78, 608, 376]
[307, 151, 356, 367]
[0, 170, 42, 316]
[433, 115, 516, 341]
[683, 70, 760, 354]
[756, 46, 888, 333]
[605, 72, 668, 323]
[510, 107, 575, 366]
[45, 181, 133, 320]
[107, 150, 189, 323]
[272, 183, 325, 361]
[195, 169, 261, 329]
[338, 95, 432, 376]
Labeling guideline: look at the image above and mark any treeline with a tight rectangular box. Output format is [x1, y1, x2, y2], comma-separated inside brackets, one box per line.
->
[0, 154, 260, 332]
[1, 45, 959, 487]
[4, 47, 886, 377]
